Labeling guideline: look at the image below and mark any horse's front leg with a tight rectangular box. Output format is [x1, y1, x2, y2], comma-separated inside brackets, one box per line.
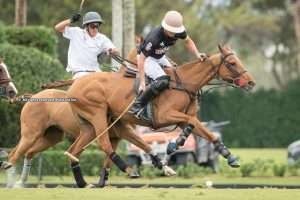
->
[164, 112, 239, 168]
[115, 122, 176, 176]
[190, 117, 240, 168]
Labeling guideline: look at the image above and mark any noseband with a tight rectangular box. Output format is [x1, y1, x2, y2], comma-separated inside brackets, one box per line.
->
[0, 78, 11, 85]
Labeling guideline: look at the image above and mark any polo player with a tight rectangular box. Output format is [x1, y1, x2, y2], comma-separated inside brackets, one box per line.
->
[129, 10, 206, 117]
[55, 11, 119, 79]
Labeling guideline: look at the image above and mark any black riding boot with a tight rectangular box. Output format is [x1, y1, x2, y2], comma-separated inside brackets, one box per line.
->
[129, 75, 170, 117]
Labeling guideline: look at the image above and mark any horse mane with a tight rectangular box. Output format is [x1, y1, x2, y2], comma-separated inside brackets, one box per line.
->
[176, 53, 218, 70]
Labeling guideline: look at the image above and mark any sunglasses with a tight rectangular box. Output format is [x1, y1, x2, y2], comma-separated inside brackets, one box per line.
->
[89, 23, 100, 29]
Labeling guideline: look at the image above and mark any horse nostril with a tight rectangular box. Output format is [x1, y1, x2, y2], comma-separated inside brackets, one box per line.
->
[248, 81, 255, 87]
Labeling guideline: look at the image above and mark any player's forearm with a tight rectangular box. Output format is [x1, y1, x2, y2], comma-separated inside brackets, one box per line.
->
[185, 36, 200, 57]
[138, 53, 146, 80]
[54, 19, 71, 33]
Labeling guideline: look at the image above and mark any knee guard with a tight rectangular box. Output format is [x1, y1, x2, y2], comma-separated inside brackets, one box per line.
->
[151, 75, 170, 94]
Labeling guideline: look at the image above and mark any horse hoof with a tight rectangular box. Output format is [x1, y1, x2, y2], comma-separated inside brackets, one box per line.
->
[163, 165, 177, 176]
[0, 161, 12, 170]
[227, 155, 240, 168]
[12, 181, 25, 188]
[167, 142, 177, 155]
[98, 182, 105, 188]
[129, 170, 140, 179]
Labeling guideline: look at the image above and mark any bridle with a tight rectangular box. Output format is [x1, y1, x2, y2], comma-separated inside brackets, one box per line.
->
[213, 52, 247, 84]
[0, 63, 13, 97]
[0, 78, 11, 85]
[0, 64, 12, 85]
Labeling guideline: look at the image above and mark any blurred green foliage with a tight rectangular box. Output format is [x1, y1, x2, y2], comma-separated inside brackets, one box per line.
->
[200, 79, 300, 147]
[3, 26, 58, 57]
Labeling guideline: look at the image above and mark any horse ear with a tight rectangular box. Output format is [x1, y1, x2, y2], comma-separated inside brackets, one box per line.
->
[218, 44, 224, 54]
[223, 44, 231, 51]
[135, 35, 144, 46]
[140, 36, 144, 43]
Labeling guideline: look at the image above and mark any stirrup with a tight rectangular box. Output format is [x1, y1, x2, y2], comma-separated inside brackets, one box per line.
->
[133, 108, 145, 119]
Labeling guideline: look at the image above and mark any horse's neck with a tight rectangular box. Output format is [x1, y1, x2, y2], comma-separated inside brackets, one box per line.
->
[175, 54, 221, 92]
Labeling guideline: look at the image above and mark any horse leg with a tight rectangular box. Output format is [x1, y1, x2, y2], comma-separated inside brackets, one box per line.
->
[88, 115, 134, 176]
[164, 111, 239, 167]
[189, 116, 240, 167]
[117, 122, 164, 169]
[98, 137, 120, 188]
[14, 128, 64, 188]
[8, 126, 43, 166]
[66, 121, 96, 188]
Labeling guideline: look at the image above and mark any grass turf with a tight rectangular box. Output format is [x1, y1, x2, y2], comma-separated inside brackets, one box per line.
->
[0, 188, 299, 200]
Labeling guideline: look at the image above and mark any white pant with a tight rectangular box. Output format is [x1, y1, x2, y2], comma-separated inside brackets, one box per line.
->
[72, 71, 95, 79]
[144, 56, 171, 80]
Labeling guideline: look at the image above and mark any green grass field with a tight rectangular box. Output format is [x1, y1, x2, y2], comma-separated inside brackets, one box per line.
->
[0, 148, 297, 186]
[0, 188, 299, 200]
[0, 148, 299, 200]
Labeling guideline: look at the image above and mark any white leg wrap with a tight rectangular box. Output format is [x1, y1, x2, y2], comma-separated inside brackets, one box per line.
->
[6, 166, 16, 188]
[19, 158, 32, 183]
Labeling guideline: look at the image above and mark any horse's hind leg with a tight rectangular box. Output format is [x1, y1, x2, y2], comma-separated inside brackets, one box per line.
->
[5, 124, 44, 187]
[66, 118, 96, 188]
[14, 127, 64, 188]
[98, 137, 120, 188]
[116, 122, 166, 170]
[89, 113, 133, 176]
[8, 125, 43, 166]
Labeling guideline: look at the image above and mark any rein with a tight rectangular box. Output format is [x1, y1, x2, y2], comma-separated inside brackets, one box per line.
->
[111, 54, 137, 68]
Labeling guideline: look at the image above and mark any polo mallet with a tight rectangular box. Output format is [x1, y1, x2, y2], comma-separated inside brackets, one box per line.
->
[79, 0, 85, 13]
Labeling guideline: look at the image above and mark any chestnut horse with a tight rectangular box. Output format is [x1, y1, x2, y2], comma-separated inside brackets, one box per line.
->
[5, 89, 158, 188]
[4, 48, 175, 188]
[65, 45, 255, 177]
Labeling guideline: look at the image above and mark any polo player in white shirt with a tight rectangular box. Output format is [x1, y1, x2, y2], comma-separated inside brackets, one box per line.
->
[55, 11, 119, 79]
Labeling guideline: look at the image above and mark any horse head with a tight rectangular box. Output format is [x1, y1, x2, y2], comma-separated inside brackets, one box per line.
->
[216, 44, 256, 91]
[0, 58, 18, 100]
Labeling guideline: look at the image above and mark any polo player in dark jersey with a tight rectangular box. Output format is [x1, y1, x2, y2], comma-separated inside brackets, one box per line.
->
[129, 10, 206, 117]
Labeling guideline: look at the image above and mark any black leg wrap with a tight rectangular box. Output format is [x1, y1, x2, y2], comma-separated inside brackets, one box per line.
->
[176, 124, 194, 146]
[150, 154, 163, 169]
[71, 162, 87, 188]
[109, 152, 128, 172]
[214, 139, 231, 158]
[98, 168, 109, 188]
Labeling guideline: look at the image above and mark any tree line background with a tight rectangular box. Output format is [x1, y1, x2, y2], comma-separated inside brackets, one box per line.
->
[0, 0, 299, 148]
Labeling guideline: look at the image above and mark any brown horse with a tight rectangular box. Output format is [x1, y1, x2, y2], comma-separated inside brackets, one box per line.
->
[65, 45, 255, 177]
[4, 47, 175, 188]
[5, 89, 160, 188]
[0, 58, 18, 101]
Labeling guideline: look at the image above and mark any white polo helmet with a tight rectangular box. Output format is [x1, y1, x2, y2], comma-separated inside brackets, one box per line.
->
[161, 10, 185, 33]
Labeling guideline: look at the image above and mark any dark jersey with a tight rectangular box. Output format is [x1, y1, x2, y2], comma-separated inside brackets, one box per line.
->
[138, 26, 187, 59]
